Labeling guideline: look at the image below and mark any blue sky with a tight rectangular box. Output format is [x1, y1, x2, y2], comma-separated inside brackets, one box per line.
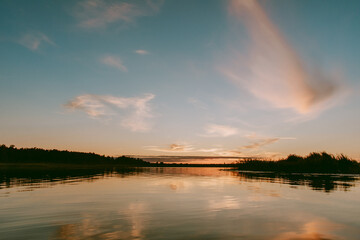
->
[0, 0, 359, 160]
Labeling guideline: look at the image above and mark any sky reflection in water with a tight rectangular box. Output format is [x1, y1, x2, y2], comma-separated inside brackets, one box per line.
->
[1, 167, 360, 240]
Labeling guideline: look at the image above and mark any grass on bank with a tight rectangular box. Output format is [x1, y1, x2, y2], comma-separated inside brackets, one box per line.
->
[236, 152, 360, 174]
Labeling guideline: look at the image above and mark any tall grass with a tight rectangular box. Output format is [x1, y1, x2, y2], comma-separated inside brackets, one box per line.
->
[236, 152, 360, 173]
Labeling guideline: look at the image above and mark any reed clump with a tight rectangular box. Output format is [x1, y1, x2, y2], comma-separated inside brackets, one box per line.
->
[236, 152, 360, 174]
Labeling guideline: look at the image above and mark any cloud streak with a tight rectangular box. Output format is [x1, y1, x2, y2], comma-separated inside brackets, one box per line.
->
[101, 55, 127, 72]
[187, 97, 208, 110]
[145, 143, 195, 153]
[135, 49, 149, 55]
[145, 143, 242, 157]
[18, 32, 55, 51]
[223, 0, 344, 114]
[145, 133, 294, 158]
[242, 138, 280, 150]
[202, 124, 239, 137]
[65, 93, 155, 132]
[241, 134, 295, 150]
[73, 0, 163, 29]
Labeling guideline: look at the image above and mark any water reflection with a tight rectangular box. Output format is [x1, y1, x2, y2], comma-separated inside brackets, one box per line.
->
[53, 202, 149, 240]
[1, 167, 360, 193]
[0, 166, 142, 191]
[1, 167, 360, 240]
[274, 218, 344, 240]
[232, 171, 360, 192]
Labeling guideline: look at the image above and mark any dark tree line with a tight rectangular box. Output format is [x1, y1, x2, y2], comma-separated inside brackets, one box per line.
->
[236, 152, 360, 174]
[0, 144, 150, 166]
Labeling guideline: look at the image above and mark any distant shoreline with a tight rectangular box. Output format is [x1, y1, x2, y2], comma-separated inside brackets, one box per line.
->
[1, 145, 359, 174]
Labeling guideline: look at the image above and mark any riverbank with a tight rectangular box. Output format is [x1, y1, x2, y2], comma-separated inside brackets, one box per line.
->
[236, 152, 360, 174]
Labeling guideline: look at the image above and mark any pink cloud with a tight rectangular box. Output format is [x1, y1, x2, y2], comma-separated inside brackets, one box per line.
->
[201, 124, 239, 137]
[101, 55, 127, 72]
[18, 32, 55, 51]
[65, 93, 155, 132]
[135, 49, 150, 55]
[222, 0, 346, 115]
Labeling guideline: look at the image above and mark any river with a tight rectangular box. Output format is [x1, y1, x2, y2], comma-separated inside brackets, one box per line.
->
[1, 167, 360, 239]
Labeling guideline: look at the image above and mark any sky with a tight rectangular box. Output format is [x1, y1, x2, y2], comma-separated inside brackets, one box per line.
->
[0, 0, 359, 161]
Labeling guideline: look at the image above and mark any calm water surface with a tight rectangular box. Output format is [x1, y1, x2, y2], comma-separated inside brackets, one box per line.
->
[1, 167, 360, 240]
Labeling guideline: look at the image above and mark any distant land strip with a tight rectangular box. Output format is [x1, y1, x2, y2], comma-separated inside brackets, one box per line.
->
[1, 145, 359, 173]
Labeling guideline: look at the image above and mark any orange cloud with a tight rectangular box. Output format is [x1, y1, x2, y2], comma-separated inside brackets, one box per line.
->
[242, 138, 280, 150]
[145, 143, 195, 153]
[145, 143, 242, 157]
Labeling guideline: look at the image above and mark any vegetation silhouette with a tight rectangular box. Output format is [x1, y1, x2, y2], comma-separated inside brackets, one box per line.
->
[236, 152, 360, 174]
[2, 145, 359, 174]
[0, 144, 150, 166]
[1, 146, 359, 193]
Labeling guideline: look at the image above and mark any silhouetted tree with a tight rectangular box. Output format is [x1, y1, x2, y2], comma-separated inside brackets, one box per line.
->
[0, 145, 150, 166]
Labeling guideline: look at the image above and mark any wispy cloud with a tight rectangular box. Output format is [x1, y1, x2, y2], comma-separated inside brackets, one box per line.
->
[187, 97, 208, 110]
[144, 143, 240, 157]
[18, 32, 55, 51]
[73, 0, 163, 29]
[216, 135, 294, 156]
[222, 0, 345, 115]
[201, 124, 239, 137]
[135, 49, 150, 55]
[241, 133, 295, 150]
[64, 93, 155, 132]
[242, 138, 280, 150]
[145, 143, 195, 153]
[138, 155, 242, 164]
[100, 55, 127, 72]
[145, 133, 294, 157]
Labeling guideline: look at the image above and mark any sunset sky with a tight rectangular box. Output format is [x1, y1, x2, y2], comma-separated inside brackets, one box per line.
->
[0, 0, 359, 161]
